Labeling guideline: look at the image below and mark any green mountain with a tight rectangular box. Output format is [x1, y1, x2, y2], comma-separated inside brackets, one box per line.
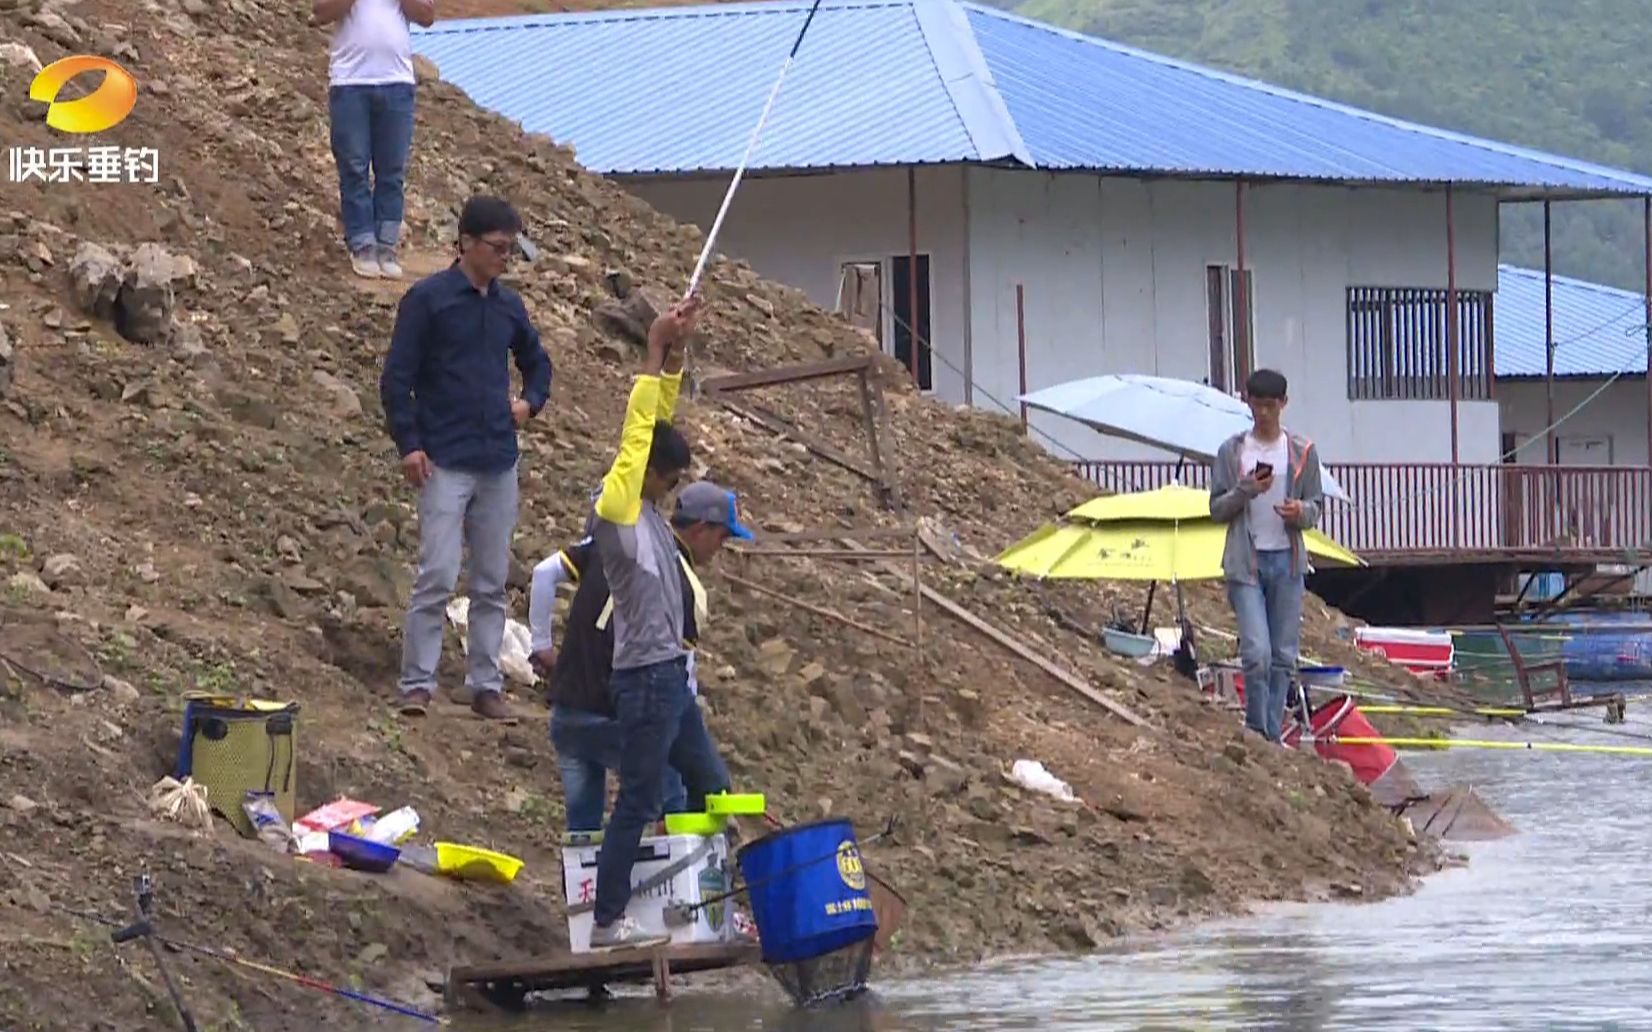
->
[1003, 0, 1652, 294]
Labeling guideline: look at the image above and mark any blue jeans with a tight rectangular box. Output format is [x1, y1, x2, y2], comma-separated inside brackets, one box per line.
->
[1227, 549, 1305, 743]
[328, 83, 414, 254]
[593, 657, 730, 927]
[550, 704, 687, 832]
[398, 464, 517, 698]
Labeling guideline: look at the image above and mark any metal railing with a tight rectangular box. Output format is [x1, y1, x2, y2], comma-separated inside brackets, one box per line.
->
[1071, 460, 1652, 558]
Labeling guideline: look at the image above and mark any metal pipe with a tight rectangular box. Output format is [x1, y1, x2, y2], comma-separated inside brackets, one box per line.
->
[1235, 180, 1248, 385]
[1016, 283, 1028, 431]
[1446, 185, 1460, 552]
[961, 167, 973, 406]
[1446, 184, 1460, 465]
[907, 165, 919, 387]
[1545, 200, 1555, 465]
[1644, 196, 1651, 467]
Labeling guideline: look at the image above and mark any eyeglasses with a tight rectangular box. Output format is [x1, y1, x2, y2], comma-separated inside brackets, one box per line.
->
[474, 236, 515, 257]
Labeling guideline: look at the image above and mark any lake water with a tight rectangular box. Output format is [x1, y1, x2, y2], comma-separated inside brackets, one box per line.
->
[459, 707, 1652, 1031]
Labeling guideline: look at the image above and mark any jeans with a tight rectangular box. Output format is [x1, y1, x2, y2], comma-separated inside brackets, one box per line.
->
[328, 82, 414, 254]
[398, 464, 518, 699]
[1227, 549, 1305, 743]
[593, 656, 730, 927]
[550, 704, 687, 832]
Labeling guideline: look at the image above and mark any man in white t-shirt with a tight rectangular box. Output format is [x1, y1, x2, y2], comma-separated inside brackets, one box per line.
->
[313, 0, 434, 280]
[1208, 368, 1325, 743]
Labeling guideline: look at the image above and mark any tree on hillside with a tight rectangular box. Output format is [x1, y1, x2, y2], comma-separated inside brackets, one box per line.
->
[1006, 0, 1652, 291]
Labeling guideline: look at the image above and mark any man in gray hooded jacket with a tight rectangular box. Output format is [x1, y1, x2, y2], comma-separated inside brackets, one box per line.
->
[1208, 368, 1325, 743]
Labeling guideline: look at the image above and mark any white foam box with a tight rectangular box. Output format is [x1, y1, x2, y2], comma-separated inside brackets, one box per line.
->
[562, 832, 733, 954]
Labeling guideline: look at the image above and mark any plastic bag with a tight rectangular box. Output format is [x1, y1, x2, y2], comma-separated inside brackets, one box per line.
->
[243, 791, 294, 853]
[445, 597, 537, 685]
[1009, 759, 1078, 803]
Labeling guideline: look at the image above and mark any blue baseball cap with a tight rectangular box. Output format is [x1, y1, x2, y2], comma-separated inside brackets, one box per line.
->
[674, 481, 755, 541]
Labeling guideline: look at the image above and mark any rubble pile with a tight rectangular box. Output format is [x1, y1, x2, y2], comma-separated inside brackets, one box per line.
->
[0, 0, 1454, 1026]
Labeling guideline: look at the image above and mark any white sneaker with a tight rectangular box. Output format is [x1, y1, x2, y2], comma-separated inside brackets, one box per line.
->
[377, 246, 403, 279]
[350, 249, 381, 279]
[590, 917, 668, 951]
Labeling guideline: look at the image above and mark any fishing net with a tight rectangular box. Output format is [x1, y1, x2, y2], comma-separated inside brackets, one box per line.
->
[765, 936, 874, 1008]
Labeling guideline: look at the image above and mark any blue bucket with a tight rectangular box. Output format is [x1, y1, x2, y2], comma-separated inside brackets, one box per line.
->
[736, 819, 878, 965]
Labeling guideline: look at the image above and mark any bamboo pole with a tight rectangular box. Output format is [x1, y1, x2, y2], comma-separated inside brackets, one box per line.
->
[734, 548, 911, 560]
[722, 571, 910, 647]
[912, 526, 923, 663]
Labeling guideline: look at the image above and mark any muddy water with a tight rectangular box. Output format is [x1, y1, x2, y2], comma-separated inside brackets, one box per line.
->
[459, 714, 1652, 1031]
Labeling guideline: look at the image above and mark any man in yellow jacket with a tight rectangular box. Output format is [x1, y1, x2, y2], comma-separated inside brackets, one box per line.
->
[587, 296, 753, 950]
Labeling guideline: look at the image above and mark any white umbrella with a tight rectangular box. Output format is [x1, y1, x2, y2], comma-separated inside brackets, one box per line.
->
[1019, 374, 1351, 502]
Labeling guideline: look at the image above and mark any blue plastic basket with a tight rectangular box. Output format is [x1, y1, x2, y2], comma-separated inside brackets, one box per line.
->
[329, 830, 400, 873]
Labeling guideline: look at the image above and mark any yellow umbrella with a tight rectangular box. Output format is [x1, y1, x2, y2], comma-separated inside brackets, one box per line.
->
[995, 518, 1363, 582]
[1067, 483, 1233, 524]
[1000, 482, 1363, 666]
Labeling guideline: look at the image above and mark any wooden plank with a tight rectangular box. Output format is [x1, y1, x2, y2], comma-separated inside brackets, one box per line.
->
[910, 580, 1151, 729]
[856, 367, 899, 510]
[734, 548, 911, 560]
[700, 355, 873, 394]
[863, 359, 903, 510]
[713, 397, 879, 483]
[744, 527, 914, 545]
[450, 943, 758, 986]
[722, 571, 912, 647]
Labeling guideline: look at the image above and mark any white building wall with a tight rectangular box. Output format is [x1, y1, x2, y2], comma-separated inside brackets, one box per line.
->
[1498, 378, 1649, 466]
[623, 166, 1504, 474]
[963, 169, 1503, 469]
[625, 167, 971, 403]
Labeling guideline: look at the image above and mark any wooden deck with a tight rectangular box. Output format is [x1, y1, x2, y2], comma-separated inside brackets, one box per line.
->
[446, 942, 762, 1010]
[1073, 459, 1652, 567]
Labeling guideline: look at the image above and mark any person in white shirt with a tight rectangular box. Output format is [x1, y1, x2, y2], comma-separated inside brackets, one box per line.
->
[312, 0, 434, 280]
[1208, 368, 1326, 743]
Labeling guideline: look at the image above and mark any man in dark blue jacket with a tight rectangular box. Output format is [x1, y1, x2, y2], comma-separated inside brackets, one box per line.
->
[378, 195, 553, 720]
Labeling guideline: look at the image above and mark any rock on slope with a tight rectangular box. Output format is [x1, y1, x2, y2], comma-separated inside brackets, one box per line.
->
[0, 0, 1452, 1027]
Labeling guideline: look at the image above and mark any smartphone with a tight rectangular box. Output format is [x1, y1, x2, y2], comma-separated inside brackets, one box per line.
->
[1253, 462, 1273, 479]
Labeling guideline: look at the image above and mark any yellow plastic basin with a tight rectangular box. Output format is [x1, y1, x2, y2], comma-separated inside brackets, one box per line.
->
[433, 842, 524, 884]
[704, 792, 766, 816]
[663, 812, 727, 836]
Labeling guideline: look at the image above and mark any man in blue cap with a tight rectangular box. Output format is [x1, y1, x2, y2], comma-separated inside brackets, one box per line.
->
[528, 479, 752, 841]
[586, 297, 757, 949]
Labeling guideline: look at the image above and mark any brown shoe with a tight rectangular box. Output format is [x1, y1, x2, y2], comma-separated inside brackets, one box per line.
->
[471, 691, 513, 721]
[398, 689, 432, 717]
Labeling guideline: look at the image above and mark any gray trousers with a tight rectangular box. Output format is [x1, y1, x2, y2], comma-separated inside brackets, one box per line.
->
[398, 463, 519, 698]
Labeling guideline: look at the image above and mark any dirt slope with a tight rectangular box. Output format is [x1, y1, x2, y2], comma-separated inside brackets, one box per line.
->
[0, 1, 1456, 1028]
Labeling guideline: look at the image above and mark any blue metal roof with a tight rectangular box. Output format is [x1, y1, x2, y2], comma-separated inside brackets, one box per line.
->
[1496, 265, 1649, 378]
[412, 0, 1652, 196]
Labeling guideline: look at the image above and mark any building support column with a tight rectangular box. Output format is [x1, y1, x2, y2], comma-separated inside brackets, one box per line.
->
[1545, 200, 1556, 465]
[1446, 184, 1460, 466]
[1445, 185, 1462, 550]
[1234, 180, 1249, 387]
[960, 167, 973, 406]
[1016, 283, 1028, 433]
[907, 166, 920, 387]
[1644, 196, 1651, 467]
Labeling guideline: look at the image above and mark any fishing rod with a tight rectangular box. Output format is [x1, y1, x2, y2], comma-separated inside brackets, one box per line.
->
[1303, 681, 1528, 720]
[56, 882, 445, 1026]
[1329, 735, 1652, 758]
[684, 0, 825, 301]
[1356, 703, 1529, 719]
[1305, 684, 1652, 745]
